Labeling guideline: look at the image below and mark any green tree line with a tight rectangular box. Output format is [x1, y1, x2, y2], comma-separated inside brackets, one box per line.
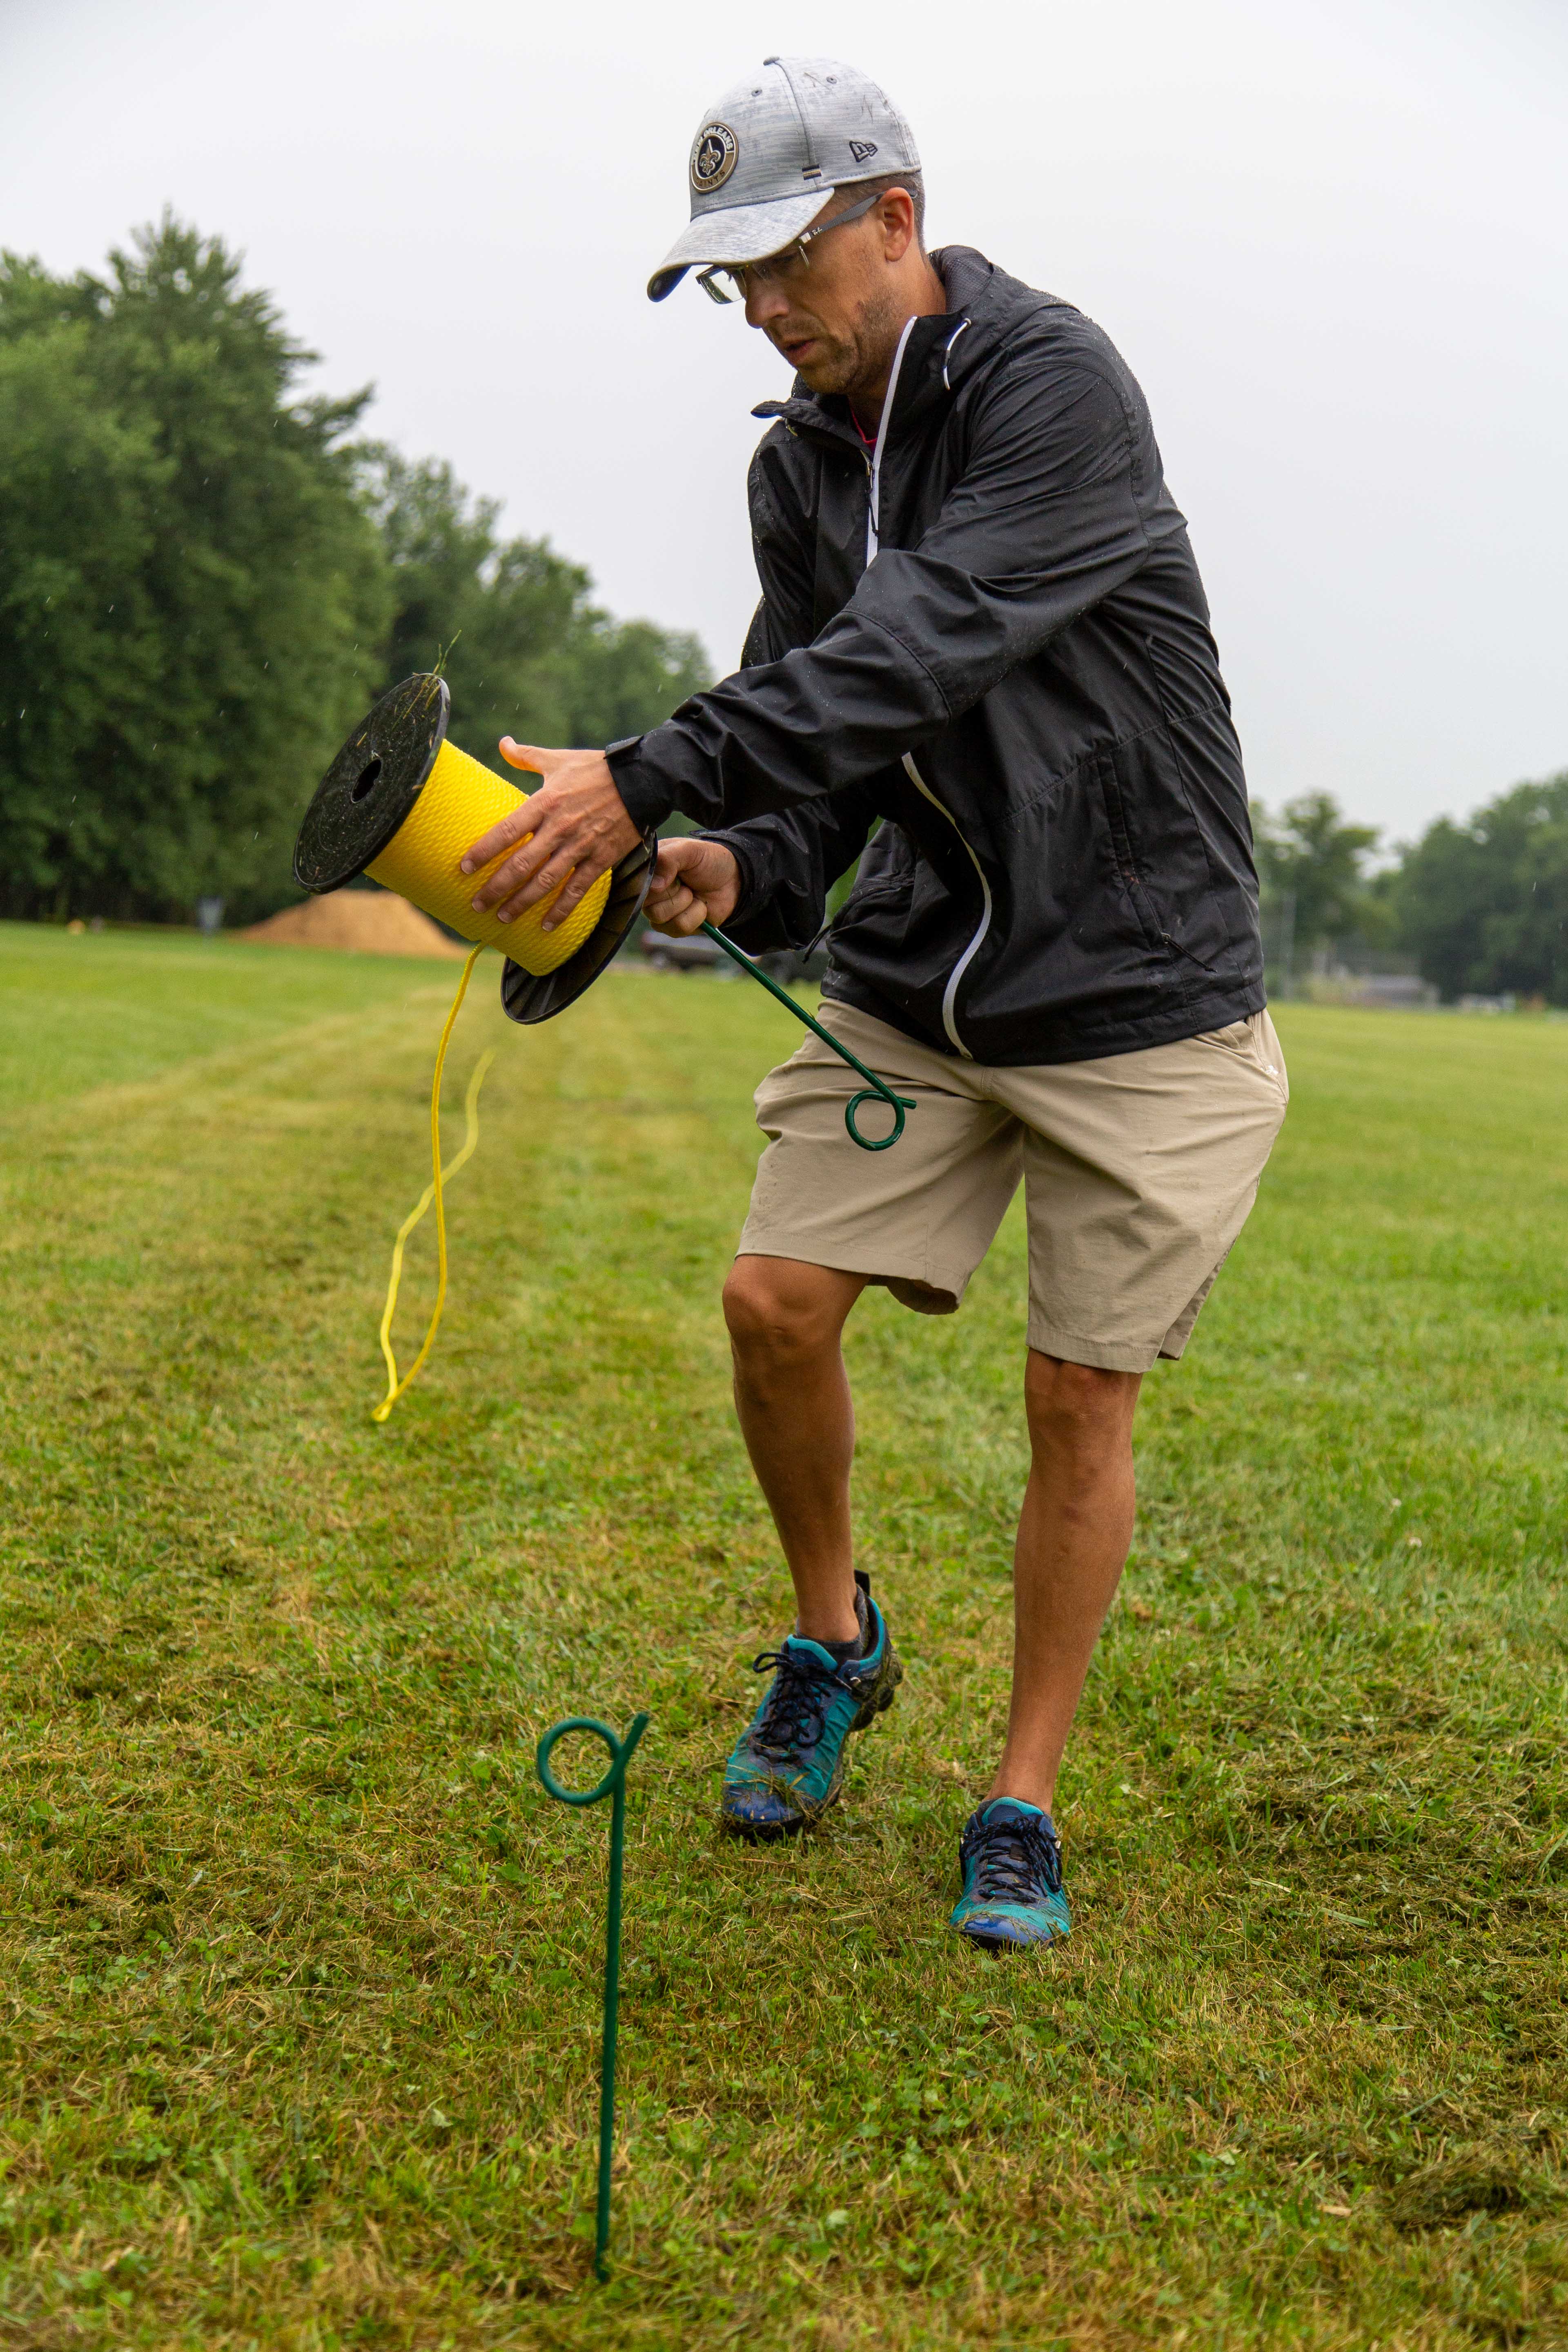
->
[0, 216, 708, 925]
[1256, 777, 1568, 1004]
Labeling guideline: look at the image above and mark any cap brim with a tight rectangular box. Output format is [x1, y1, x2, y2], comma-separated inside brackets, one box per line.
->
[647, 185, 836, 301]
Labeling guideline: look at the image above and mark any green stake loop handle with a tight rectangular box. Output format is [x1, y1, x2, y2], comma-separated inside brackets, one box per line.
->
[537, 1711, 650, 2282]
[699, 922, 917, 1151]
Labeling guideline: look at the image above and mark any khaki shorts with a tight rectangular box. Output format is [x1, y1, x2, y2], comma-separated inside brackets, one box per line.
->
[738, 1002, 1289, 1373]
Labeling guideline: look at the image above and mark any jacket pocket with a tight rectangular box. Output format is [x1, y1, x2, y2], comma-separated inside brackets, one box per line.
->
[831, 818, 917, 925]
[1106, 729, 1241, 976]
[1094, 753, 1167, 957]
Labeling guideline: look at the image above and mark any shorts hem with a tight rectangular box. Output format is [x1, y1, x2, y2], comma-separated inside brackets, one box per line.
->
[1024, 1319, 1170, 1374]
[734, 1234, 968, 1314]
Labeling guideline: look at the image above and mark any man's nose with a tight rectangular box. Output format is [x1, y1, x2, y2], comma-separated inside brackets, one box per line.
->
[744, 279, 791, 331]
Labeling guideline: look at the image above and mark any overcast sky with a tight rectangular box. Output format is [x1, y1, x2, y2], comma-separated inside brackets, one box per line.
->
[4, 0, 1564, 841]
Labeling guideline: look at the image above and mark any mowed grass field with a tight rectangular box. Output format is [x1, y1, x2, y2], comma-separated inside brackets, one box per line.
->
[2, 919, 1566, 2352]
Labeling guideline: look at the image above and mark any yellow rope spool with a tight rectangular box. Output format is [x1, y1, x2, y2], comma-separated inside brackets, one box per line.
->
[365, 734, 611, 974]
[354, 726, 617, 1422]
[294, 674, 657, 1423]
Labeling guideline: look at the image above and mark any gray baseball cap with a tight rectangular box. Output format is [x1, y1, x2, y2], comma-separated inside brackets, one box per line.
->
[648, 56, 921, 303]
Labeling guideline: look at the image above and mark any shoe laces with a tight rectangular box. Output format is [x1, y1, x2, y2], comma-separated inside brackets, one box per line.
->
[748, 1644, 836, 1762]
[960, 1810, 1063, 1905]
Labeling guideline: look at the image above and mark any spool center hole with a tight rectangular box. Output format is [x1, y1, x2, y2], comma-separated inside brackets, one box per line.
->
[351, 755, 383, 803]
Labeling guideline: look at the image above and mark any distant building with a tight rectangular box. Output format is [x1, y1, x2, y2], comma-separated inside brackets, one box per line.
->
[1345, 973, 1440, 1009]
[1302, 965, 1439, 1010]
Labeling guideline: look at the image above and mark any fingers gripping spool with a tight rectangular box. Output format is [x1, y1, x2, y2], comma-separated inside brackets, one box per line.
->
[499, 834, 657, 1025]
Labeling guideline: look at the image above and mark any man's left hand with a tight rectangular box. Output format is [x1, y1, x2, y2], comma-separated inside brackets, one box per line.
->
[460, 741, 640, 929]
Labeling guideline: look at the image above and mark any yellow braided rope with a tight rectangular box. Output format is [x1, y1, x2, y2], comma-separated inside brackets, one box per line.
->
[366, 735, 609, 969]
[372, 943, 494, 1423]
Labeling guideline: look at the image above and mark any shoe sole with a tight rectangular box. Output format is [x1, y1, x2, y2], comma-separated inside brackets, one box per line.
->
[957, 1921, 1069, 1952]
[722, 1800, 813, 1843]
[722, 1630, 904, 1840]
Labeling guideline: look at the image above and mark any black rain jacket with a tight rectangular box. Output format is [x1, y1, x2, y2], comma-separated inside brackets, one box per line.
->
[607, 245, 1265, 1065]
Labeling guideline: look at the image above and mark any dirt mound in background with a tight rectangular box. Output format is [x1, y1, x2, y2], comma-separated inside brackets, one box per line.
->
[240, 890, 466, 959]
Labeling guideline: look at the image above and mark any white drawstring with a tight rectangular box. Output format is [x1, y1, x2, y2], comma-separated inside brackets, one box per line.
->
[864, 315, 919, 568]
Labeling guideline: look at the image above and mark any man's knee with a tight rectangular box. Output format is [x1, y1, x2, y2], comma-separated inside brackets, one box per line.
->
[722, 1256, 858, 1367]
[1024, 1350, 1140, 1458]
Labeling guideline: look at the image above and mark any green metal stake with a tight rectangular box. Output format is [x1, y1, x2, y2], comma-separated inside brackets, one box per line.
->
[536, 1710, 650, 2282]
[700, 922, 917, 1151]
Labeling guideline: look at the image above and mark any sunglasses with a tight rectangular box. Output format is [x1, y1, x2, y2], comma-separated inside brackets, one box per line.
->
[696, 190, 884, 305]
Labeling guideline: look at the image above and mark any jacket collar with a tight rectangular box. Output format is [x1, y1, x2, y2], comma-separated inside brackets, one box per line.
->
[750, 245, 1005, 456]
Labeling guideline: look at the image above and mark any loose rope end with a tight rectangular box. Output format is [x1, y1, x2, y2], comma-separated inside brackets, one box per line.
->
[372, 946, 493, 1423]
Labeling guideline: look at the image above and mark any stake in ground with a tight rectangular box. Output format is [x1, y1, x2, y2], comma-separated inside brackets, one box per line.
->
[1, 921, 1565, 2349]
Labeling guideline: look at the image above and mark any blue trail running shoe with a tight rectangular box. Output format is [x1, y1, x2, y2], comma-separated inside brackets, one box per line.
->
[951, 1798, 1071, 1949]
[721, 1570, 902, 1838]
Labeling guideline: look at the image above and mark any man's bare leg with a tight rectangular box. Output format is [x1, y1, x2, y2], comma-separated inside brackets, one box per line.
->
[723, 1263, 1140, 1799]
[721, 1255, 867, 1646]
[989, 1351, 1142, 1812]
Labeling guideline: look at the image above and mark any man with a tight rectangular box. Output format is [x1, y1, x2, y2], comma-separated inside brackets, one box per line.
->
[460, 57, 1287, 1949]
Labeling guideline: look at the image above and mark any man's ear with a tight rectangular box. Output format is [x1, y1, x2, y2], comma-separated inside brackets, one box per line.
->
[878, 189, 918, 265]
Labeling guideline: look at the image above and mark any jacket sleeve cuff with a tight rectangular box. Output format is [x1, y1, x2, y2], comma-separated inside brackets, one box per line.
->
[694, 829, 765, 929]
[604, 736, 675, 832]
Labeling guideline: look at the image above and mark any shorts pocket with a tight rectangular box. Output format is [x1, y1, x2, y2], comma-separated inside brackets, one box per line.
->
[1194, 1020, 1255, 1056]
[1193, 1015, 1288, 1106]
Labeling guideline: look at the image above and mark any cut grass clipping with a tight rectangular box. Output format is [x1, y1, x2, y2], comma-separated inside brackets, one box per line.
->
[1, 918, 1566, 2349]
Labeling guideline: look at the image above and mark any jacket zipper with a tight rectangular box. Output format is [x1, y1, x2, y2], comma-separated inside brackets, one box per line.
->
[863, 316, 918, 566]
[902, 752, 992, 1059]
[864, 316, 991, 1056]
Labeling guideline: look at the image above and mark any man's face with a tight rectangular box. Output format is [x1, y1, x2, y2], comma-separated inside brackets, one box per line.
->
[742, 196, 915, 397]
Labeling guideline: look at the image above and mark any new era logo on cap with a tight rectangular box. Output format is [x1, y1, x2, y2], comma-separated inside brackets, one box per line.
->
[849, 139, 878, 164]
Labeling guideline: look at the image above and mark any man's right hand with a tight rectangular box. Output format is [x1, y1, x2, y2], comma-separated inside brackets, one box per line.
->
[644, 836, 742, 936]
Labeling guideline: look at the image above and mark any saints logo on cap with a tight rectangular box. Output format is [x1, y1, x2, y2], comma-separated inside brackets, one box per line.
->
[690, 121, 738, 193]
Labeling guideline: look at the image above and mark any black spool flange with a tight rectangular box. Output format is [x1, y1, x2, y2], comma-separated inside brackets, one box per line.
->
[501, 832, 656, 1026]
[294, 674, 452, 894]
